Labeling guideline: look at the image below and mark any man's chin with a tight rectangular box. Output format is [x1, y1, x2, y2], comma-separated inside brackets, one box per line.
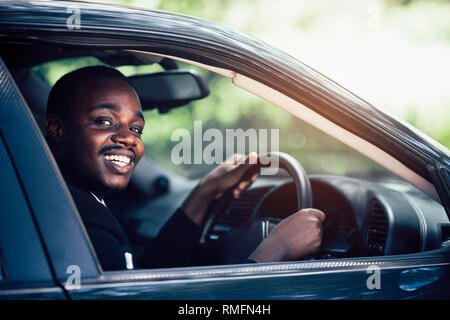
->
[106, 181, 130, 193]
[101, 176, 131, 194]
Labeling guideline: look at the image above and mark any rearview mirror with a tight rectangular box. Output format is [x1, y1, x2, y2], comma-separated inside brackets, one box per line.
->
[128, 69, 209, 113]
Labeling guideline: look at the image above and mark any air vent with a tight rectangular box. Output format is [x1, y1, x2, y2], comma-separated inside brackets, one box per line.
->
[209, 187, 269, 242]
[365, 198, 389, 256]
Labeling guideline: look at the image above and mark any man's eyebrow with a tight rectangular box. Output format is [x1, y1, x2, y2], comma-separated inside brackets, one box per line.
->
[89, 103, 119, 112]
[89, 103, 145, 124]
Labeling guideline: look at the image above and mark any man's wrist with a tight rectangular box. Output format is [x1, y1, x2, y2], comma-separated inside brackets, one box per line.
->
[197, 177, 221, 201]
[248, 236, 288, 263]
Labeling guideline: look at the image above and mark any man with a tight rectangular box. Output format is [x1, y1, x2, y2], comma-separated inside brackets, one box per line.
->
[45, 66, 325, 271]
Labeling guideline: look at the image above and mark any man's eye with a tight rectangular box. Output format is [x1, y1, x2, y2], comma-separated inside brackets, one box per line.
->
[130, 127, 143, 135]
[94, 118, 113, 126]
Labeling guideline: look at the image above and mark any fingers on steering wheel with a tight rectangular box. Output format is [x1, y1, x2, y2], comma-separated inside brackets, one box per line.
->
[238, 173, 258, 189]
[229, 152, 258, 166]
[234, 172, 259, 198]
[302, 208, 326, 223]
[225, 153, 245, 165]
[227, 153, 259, 199]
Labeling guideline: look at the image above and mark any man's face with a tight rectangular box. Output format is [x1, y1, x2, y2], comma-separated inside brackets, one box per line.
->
[55, 77, 145, 195]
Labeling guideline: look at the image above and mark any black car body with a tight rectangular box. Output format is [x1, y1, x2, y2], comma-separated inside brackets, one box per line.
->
[0, 0, 449, 299]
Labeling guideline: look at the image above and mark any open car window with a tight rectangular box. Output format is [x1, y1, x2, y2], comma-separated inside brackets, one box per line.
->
[13, 50, 446, 273]
[31, 57, 390, 181]
[142, 63, 391, 181]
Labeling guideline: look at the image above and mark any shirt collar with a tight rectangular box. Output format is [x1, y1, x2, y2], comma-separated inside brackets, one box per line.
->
[89, 191, 107, 207]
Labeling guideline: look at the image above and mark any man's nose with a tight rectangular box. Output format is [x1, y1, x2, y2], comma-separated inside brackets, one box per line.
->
[111, 125, 136, 147]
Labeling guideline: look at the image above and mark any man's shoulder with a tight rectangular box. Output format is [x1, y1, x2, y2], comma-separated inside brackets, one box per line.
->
[67, 184, 105, 215]
[66, 183, 130, 245]
[66, 185, 133, 270]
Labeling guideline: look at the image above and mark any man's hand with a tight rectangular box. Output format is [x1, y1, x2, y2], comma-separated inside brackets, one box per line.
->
[181, 153, 259, 226]
[248, 208, 326, 262]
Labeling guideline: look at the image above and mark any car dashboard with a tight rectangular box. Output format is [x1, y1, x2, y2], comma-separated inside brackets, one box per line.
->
[185, 173, 449, 259]
[119, 167, 449, 261]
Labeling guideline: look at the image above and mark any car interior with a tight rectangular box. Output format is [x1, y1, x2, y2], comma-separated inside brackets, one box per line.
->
[1, 43, 449, 269]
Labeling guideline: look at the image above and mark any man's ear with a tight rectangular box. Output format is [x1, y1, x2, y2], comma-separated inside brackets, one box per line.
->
[45, 114, 64, 144]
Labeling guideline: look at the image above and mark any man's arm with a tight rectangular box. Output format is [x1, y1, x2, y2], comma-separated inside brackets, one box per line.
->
[142, 152, 326, 268]
[140, 208, 202, 268]
[249, 209, 326, 262]
[140, 154, 259, 268]
[179, 153, 326, 264]
[181, 153, 259, 226]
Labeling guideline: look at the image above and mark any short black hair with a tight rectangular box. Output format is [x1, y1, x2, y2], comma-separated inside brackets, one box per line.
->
[46, 66, 129, 120]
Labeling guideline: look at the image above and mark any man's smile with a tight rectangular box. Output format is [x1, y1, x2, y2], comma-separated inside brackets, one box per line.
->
[101, 148, 136, 175]
[102, 154, 132, 174]
[104, 154, 131, 165]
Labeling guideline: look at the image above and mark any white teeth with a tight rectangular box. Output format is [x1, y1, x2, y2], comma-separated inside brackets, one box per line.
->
[112, 160, 127, 167]
[104, 154, 131, 165]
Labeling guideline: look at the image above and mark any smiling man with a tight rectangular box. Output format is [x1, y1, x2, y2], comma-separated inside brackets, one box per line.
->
[46, 68, 145, 200]
[45, 66, 325, 271]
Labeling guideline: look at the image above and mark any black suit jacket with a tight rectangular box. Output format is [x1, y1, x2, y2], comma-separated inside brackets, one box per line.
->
[68, 185, 203, 271]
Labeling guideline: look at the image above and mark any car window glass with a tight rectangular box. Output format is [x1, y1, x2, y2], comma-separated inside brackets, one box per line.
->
[30, 57, 389, 180]
[141, 62, 388, 180]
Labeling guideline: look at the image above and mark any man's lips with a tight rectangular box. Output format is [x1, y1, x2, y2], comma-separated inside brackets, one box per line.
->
[102, 154, 133, 174]
[99, 147, 136, 175]
[105, 154, 131, 165]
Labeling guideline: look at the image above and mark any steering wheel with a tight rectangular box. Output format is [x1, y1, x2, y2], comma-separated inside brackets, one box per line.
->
[199, 152, 313, 262]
